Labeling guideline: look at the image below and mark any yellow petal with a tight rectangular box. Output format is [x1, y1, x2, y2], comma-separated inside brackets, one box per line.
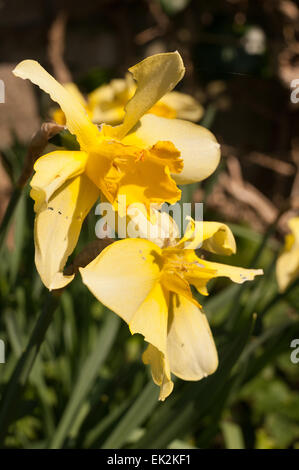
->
[52, 107, 67, 125]
[288, 217, 299, 243]
[34, 174, 99, 290]
[276, 247, 299, 292]
[51, 83, 88, 125]
[201, 222, 236, 255]
[183, 260, 216, 296]
[276, 217, 299, 292]
[64, 83, 87, 107]
[160, 271, 194, 302]
[142, 344, 174, 401]
[200, 259, 263, 284]
[30, 150, 88, 212]
[175, 217, 236, 254]
[106, 52, 185, 139]
[88, 76, 133, 125]
[79, 239, 162, 324]
[125, 206, 180, 248]
[148, 101, 177, 119]
[159, 91, 204, 121]
[122, 114, 221, 184]
[115, 140, 182, 213]
[130, 282, 168, 355]
[13, 60, 100, 150]
[167, 295, 218, 380]
[91, 106, 125, 126]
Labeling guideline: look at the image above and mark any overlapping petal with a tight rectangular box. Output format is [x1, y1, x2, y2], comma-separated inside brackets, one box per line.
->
[13, 60, 101, 150]
[114, 141, 183, 214]
[79, 238, 162, 324]
[142, 293, 218, 400]
[142, 344, 173, 401]
[157, 91, 204, 121]
[107, 52, 185, 139]
[88, 76, 134, 125]
[125, 206, 180, 247]
[167, 294, 218, 381]
[130, 282, 168, 355]
[87, 72, 203, 125]
[30, 150, 88, 212]
[121, 114, 221, 184]
[175, 217, 236, 254]
[51, 83, 91, 125]
[34, 174, 99, 290]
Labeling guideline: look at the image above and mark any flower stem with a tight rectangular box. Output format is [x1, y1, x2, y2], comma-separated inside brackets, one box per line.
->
[0, 186, 22, 252]
[0, 291, 60, 446]
[226, 206, 289, 332]
[258, 277, 299, 319]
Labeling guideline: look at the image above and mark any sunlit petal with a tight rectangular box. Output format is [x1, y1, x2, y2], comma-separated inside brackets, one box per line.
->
[122, 114, 220, 184]
[159, 91, 204, 121]
[167, 294, 218, 380]
[13, 60, 100, 150]
[80, 239, 162, 324]
[35, 174, 99, 290]
[115, 140, 182, 213]
[200, 259, 263, 284]
[51, 83, 89, 125]
[175, 217, 236, 254]
[125, 206, 180, 247]
[130, 282, 168, 355]
[106, 52, 185, 139]
[142, 344, 174, 401]
[30, 150, 88, 212]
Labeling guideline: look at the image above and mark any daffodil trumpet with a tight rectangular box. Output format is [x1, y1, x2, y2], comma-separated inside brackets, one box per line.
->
[80, 217, 263, 400]
[13, 52, 220, 290]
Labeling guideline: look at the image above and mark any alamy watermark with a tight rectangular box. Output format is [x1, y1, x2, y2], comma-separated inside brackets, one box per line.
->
[94, 197, 203, 246]
[290, 339, 299, 364]
[0, 339, 5, 364]
[290, 79, 299, 104]
[0, 79, 4, 103]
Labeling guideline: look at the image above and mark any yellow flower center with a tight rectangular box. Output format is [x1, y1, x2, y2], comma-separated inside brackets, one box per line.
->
[160, 248, 217, 299]
[84, 138, 183, 215]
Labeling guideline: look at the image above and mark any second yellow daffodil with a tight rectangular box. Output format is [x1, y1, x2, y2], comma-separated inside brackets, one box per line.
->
[80, 217, 263, 400]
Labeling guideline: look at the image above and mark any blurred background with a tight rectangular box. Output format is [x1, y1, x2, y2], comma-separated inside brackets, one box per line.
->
[0, 0, 299, 449]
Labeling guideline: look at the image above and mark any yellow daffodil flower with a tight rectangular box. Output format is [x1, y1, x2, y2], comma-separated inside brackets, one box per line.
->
[276, 216, 299, 292]
[53, 72, 204, 126]
[13, 52, 220, 290]
[80, 217, 263, 400]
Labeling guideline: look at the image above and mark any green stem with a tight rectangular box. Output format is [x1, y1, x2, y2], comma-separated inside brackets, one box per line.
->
[0, 291, 60, 446]
[258, 277, 299, 319]
[226, 208, 287, 331]
[0, 187, 22, 252]
[248, 206, 286, 269]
